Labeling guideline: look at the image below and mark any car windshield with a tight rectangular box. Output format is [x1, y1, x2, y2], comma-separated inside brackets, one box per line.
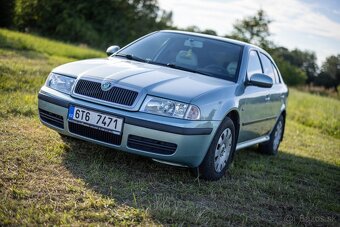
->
[115, 32, 243, 82]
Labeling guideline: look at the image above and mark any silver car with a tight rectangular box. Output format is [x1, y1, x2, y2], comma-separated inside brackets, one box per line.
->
[38, 30, 288, 180]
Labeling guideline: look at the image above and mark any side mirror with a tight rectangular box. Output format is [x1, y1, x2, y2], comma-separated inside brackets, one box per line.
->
[247, 73, 273, 88]
[106, 45, 120, 56]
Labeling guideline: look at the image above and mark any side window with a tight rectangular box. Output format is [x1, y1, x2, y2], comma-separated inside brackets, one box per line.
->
[247, 50, 262, 78]
[272, 63, 281, 83]
[259, 53, 275, 83]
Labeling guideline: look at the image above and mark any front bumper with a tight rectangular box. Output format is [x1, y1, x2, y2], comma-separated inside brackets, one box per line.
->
[37, 87, 220, 167]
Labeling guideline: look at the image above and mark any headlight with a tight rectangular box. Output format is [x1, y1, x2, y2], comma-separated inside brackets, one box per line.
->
[46, 73, 75, 94]
[141, 96, 201, 120]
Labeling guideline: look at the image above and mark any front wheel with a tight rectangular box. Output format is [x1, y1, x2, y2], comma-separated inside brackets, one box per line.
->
[196, 117, 236, 181]
[259, 115, 284, 155]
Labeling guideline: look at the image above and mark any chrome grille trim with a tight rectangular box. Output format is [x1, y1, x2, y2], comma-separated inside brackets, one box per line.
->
[73, 79, 138, 106]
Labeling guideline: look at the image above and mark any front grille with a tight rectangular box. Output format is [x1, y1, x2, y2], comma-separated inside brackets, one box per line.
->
[39, 109, 64, 128]
[127, 135, 177, 155]
[74, 79, 138, 106]
[68, 122, 122, 145]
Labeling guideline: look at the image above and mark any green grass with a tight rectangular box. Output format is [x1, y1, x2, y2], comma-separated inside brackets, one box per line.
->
[288, 89, 340, 139]
[0, 29, 339, 226]
[0, 29, 104, 60]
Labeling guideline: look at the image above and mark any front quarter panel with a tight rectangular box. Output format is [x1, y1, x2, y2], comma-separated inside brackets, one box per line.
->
[191, 85, 239, 121]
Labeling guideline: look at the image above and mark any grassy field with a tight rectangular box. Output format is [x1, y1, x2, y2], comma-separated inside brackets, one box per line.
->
[0, 29, 339, 226]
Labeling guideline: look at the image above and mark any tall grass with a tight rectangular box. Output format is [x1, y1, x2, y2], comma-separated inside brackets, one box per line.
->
[288, 89, 340, 139]
[297, 85, 340, 100]
[0, 29, 104, 59]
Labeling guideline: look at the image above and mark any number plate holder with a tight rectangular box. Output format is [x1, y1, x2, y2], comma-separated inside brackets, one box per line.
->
[68, 106, 124, 135]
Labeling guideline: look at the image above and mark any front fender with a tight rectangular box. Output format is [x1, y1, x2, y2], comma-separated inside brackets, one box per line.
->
[191, 85, 239, 121]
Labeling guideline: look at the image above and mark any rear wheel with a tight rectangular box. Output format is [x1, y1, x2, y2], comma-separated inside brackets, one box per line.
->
[259, 115, 284, 155]
[196, 117, 236, 181]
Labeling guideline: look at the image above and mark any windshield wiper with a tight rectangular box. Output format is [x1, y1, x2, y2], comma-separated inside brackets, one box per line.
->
[165, 63, 214, 77]
[114, 54, 146, 63]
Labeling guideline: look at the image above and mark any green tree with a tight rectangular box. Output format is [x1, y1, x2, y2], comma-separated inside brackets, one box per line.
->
[183, 26, 217, 36]
[184, 25, 201, 33]
[229, 9, 273, 48]
[315, 55, 340, 91]
[0, 0, 15, 27]
[227, 10, 308, 86]
[274, 57, 307, 86]
[14, 0, 173, 49]
[271, 47, 318, 84]
[201, 29, 217, 36]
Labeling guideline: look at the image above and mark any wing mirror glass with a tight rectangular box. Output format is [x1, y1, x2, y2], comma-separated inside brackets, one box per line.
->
[248, 73, 273, 88]
[106, 45, 120, 56]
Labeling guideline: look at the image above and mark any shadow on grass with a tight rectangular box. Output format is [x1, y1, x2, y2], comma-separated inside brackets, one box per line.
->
[61, 136, 339, 225]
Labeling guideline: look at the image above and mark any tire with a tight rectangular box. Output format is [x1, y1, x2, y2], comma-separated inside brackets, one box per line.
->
[259, 115, 284, 155]
[58, 133, 74, 140]
[196, 117, 236, 181]
[58, 132, 68, 138]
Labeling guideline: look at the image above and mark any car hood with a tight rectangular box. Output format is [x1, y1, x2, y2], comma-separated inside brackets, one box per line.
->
[53, 57, 235, 103]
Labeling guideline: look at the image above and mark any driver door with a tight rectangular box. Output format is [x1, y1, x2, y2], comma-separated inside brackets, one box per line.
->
[238, 50, 274, 142]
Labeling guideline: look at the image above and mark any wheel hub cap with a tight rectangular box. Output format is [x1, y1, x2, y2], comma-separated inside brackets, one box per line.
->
[214, 128, 232, 173]
[273, 120, 283, 151]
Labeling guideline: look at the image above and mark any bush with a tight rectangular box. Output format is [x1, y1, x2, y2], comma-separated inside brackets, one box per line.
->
[275, 57, 307, 86]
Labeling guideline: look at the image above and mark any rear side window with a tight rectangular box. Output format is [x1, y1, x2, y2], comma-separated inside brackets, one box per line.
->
[259, 53, 275, 82]
[247, 50, 262, 77]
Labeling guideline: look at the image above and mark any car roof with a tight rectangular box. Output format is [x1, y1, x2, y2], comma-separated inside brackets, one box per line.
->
[158, 30, 271, 56]
[158, 30, 249, 46]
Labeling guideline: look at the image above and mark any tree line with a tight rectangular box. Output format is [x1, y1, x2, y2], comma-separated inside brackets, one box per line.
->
[0, 0, 172, 48]
[186, 10, 339, 91]
[0, 0, 338, 90]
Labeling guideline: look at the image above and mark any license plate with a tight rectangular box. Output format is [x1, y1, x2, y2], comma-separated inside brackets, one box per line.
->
[68, 106, 123, 135]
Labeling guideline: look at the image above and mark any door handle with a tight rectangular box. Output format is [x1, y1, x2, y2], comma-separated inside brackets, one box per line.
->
[265, 95, 271, 101]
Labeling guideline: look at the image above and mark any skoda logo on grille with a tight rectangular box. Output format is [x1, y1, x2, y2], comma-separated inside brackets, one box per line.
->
[101, 81, 112, 91]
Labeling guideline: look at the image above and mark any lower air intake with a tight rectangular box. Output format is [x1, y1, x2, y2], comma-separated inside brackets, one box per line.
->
[127, 135, 177, 155]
